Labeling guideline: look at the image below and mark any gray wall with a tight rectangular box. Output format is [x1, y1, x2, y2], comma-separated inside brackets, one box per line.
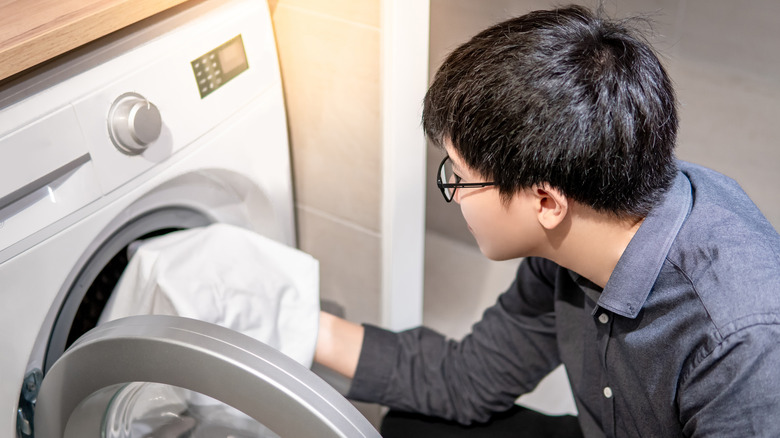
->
[428, 0, 780, 246]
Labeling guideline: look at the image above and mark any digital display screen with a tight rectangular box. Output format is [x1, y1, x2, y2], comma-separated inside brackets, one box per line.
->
[218, 37, 247, 76]
[191, 35, 249, 98]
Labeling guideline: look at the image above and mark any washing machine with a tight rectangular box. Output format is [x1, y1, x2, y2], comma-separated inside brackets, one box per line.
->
[0, 0, 378, 436]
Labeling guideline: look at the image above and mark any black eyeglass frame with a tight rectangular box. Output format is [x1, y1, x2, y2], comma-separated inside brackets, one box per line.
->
[436, 156, 497, 203]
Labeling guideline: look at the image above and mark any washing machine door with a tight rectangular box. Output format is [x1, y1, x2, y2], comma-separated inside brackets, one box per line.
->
[33, 315, 380, 438]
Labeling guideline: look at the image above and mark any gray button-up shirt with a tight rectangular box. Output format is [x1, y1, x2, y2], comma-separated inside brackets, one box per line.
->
[348, 161, 780, 437]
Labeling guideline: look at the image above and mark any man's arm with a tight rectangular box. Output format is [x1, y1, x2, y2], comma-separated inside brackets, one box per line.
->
[314, 311, 364, 379]
[679, 323, 780, 436]
[316, 258, 563, 425]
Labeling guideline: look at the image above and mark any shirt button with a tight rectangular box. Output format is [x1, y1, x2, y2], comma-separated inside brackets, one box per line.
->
[598, 313, 609, 324]
[603, 386, 613, 399]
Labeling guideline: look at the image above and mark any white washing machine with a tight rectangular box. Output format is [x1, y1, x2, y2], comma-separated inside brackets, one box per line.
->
[0, 0, 378, 436]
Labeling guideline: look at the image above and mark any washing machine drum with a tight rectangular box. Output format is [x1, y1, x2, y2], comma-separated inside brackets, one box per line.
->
[33, 224, 378, 437]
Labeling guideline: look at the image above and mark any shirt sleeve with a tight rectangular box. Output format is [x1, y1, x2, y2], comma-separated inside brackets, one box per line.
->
[679, 319, 780, 437]
[346, 257, 562, 424]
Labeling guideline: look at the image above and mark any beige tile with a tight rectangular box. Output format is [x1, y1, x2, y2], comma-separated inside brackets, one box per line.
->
[273, 5, 382, 232]
[423, 231, 520, 339]
[677, 0, 780, 86]
[607, 0, 682, 58]
[276, 0, 379, 28]
[297, 205, 382, 325]
[430, 0, 680, 72]
[671, 59, 780, 230]
[429, 0, 549, 73]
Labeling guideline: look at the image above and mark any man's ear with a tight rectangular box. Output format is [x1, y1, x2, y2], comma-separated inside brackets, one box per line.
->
[532, 183, 568, 230]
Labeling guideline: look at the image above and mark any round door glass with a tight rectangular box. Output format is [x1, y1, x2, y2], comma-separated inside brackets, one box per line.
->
[103, 382, 279, 438]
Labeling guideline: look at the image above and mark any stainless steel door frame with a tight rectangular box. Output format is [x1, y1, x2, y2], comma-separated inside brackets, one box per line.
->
[34, 315, 380, 437]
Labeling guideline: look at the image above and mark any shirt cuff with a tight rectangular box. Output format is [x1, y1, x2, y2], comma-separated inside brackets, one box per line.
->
[346, 323, 399, 403]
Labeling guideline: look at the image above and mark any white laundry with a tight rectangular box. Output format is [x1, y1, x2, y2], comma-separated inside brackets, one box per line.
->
[99, 223, 320, 368]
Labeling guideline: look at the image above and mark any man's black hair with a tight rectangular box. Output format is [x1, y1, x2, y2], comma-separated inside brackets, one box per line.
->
[423, 5, 678, 218]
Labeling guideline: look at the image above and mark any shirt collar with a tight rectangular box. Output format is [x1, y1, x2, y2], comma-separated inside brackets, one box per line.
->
[595, 170, 692, 318]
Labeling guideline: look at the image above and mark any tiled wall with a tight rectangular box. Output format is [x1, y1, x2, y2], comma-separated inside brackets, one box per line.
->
[269, 0, 383, 325]
[428, 0, 780, 246]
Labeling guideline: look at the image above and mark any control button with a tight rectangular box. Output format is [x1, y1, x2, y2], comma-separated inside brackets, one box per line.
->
[603, 387, 613, 399]
[598, 313, 609, 324]
[108, 92, 162, 155]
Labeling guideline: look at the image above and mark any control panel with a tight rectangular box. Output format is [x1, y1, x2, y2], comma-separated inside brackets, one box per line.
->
[191, 35, 249, 98]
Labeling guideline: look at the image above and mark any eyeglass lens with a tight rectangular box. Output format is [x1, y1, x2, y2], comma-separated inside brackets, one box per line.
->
[439, 158, 457, 201]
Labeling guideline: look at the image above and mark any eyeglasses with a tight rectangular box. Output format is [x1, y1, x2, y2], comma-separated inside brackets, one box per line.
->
[436, 156, 497, 203]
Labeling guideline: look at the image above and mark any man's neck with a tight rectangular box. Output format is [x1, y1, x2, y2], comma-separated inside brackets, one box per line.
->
[543, 204, 643, 289]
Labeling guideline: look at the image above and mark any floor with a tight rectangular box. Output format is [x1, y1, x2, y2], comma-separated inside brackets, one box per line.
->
[422, 231, 578, 416]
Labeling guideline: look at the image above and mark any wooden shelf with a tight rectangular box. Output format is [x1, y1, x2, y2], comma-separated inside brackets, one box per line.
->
[0, 0, 192, 82]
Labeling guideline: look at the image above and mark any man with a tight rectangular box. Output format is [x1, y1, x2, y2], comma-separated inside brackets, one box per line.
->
[315, 5, 780, 437]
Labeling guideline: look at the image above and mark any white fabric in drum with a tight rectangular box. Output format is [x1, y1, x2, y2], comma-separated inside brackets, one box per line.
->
[99, 223, 320, 368]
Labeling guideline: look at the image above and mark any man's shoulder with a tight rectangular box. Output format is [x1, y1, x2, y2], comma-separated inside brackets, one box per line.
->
[676, 161, 778, 249]
[667, 162, 780, 326]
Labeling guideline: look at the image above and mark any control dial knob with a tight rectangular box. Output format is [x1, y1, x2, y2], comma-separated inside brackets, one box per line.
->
[108, 92, 162, 155]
